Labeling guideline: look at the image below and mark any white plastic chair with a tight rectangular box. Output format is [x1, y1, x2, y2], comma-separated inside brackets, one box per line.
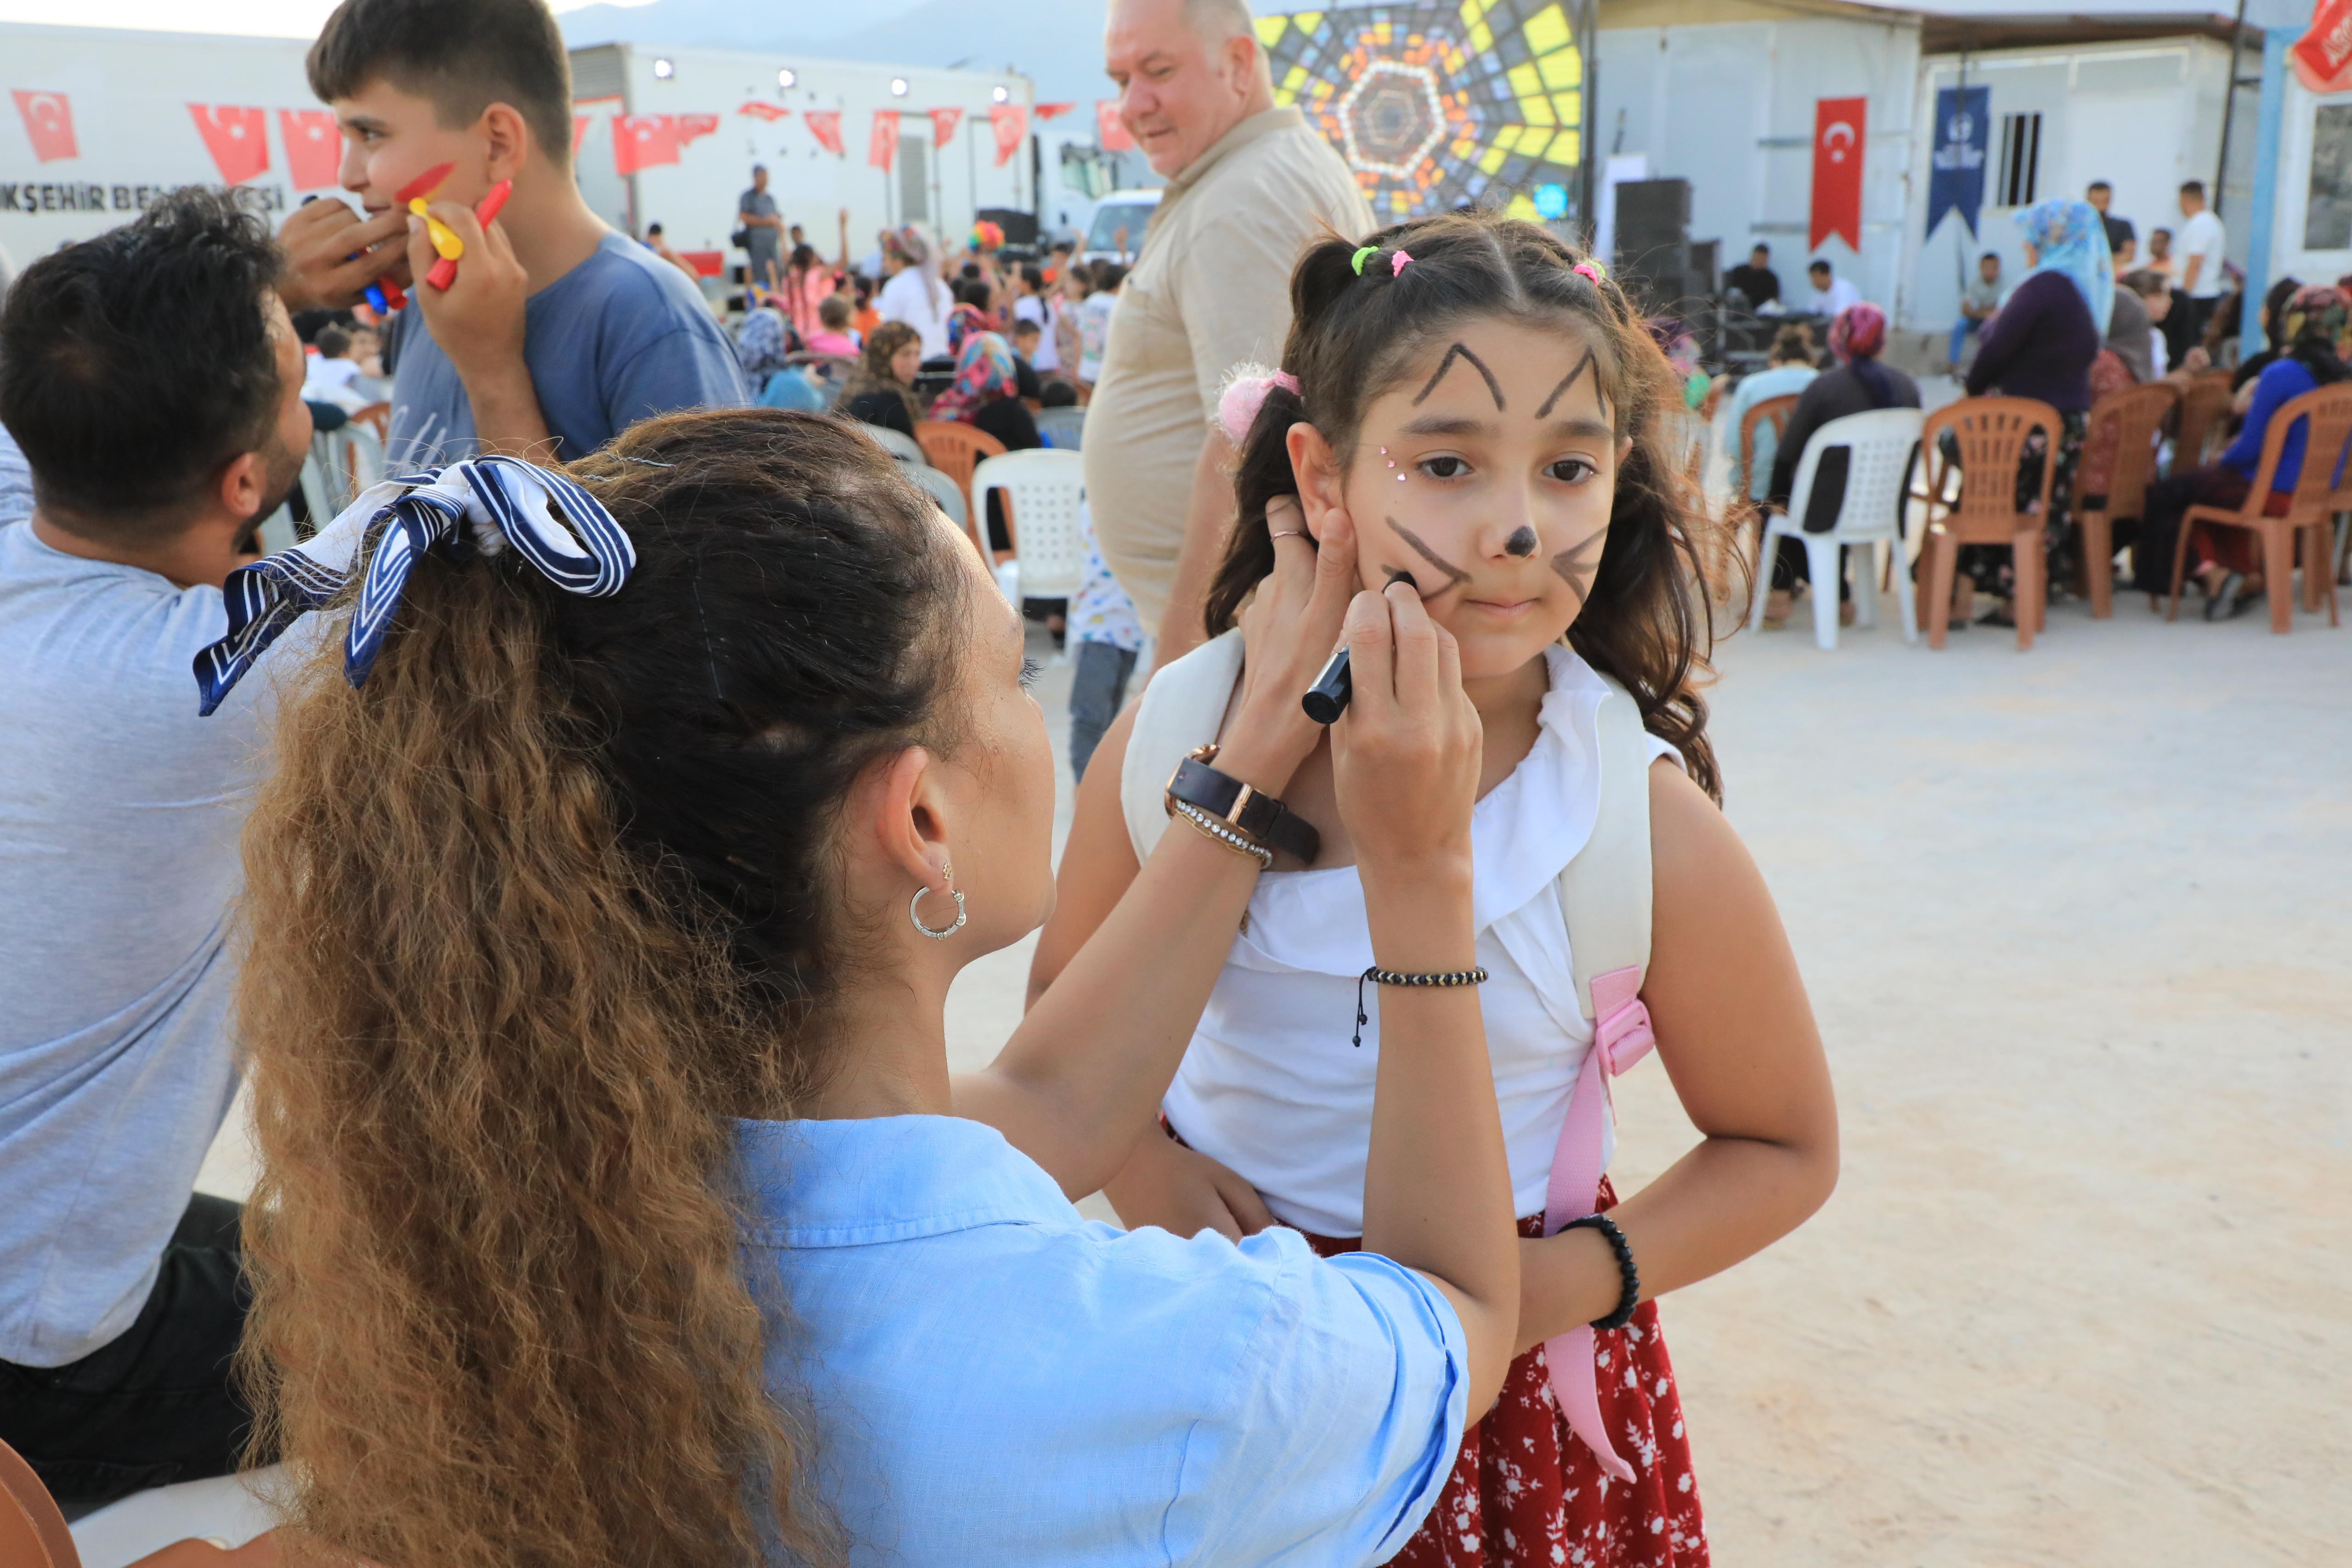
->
[856, 422, 930, 468]
[1035, 406, 1087, 451]
[1747, 407, 1924, 650]
[904, 462, 968, 533]
[973, 449, 1086, 600]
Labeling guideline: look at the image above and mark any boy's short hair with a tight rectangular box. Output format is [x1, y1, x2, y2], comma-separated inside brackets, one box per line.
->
[1807, 259, 1831, 275]
[1040, 378, 1079, 407]
[310, 0, 575, 173]
[2119, 269, 2169, 299]
[2086, 180, 2112, 194]
[1010, 317, 1041, 339]
[0, 187, 288, 540]
[954, 278, 992, 309]
[317, 326, 353, 358]
[1092, 261, 1128, 291]
[817, 294, 851, 330]
[2179, 180, 2205, 198]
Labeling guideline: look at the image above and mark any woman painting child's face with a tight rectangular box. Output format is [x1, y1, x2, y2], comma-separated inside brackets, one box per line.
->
[1291, 318, 1628, 682]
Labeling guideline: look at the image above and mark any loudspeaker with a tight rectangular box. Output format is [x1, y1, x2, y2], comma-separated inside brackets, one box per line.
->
[1613, 179, 1697, 310]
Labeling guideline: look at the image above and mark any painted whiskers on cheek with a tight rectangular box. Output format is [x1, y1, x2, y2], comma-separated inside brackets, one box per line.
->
[1412, 342, 1507, 410]
[1549, 530, 1604, 609]
[1385, 520, 1472, 595]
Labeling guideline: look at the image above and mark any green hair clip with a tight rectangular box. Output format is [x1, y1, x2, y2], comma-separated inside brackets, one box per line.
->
[1351, 246, 1380, 276]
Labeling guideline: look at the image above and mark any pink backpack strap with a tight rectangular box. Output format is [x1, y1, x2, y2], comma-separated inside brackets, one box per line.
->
[1538, 674, 1655, 1483]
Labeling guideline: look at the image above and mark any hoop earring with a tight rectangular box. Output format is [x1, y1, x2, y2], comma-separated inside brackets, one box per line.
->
[910, 866, 967, 940]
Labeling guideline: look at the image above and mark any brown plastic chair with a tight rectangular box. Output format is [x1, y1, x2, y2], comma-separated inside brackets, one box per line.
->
[914, 420, 1007, 555]
[2169, 370, 2233, 475]
[2166, 383, 2352, 633]
[0, 1440, 278, 1568]
[2076, 381, 2181, 619]
[1913, 396, 2063, 650]
[1732, 392, 1799, 563]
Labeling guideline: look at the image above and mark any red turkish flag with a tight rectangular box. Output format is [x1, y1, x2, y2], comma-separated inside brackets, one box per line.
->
[1096, 99, 1134, 153]
[573, 114, 592, 158]
[739, 101, 791, 123]
[279, 109, 340, 190]
[190, 104, 269, 185]
[11, 90, 78, 162]
[1035, 102, 1076, 121]
[804, 110, 844, 157]
[1808, 96, 1866, 253]
[2292, 0, 2352, 92]
[929, 107, 962, 149]
[989, 103, 1028, 167]
[676, 113, 719, 148]
[869, 109, 899, 172]
[613, 114, 680, 176]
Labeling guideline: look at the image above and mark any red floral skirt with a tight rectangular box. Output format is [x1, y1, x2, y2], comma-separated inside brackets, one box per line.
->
[1300, 1180, 1709, 1568]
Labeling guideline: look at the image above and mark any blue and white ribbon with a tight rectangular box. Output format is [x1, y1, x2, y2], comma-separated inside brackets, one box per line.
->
[194, 455, 635, 716]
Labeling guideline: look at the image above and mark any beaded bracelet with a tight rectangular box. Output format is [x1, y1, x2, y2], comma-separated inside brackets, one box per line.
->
[1351, 964, 1489, 1047]
[1561, 1212, 1641, 1330]
[1171, 800, 1273, 869]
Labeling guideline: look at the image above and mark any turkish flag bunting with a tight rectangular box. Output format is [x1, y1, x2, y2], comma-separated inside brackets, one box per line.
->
[1808, 96, 1866, 253]
[11, 90, 77, 162]
[804, 110, 844, 157]
[739, 101, 792, 123]
[929, 107, 962, 149]
[279, 109, 340, 190]
[676, 113, 719, 147]
[573, 114, 592, 158]
[2292, 0, 2352, 92]
[989, 103, 1028, 167]
[1035, 102, 1077, 120]
[869, 110, 899, 172]
[190, 104, 270, 185]
[1096, 100, 1134, 152]
[614, 114, 681, 176]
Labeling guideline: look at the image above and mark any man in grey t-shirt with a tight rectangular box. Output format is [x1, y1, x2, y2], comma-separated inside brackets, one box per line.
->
[0, 190, 317, 1508]
[741, 164, 783, 295]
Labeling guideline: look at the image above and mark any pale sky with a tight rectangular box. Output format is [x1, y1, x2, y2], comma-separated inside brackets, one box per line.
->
[0, 0, 639, 37]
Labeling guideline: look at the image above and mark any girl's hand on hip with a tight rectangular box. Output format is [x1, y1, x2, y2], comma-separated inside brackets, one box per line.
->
[1102, 1133, 1277, 1242]
[1220, 499, 1357, 797]
[1332, 580, 1481, 883]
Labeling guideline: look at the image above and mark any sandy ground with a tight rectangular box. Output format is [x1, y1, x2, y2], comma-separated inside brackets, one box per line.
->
[198, 563, 2351, 1565]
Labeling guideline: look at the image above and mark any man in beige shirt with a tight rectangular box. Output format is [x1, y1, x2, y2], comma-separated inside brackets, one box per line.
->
[1088, 0, 1372, 657]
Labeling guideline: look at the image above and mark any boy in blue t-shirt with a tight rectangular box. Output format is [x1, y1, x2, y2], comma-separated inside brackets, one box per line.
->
[276, 0, 745, 467]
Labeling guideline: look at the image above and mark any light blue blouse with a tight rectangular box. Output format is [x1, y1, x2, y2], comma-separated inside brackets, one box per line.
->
[1724, 362, 1820, 500]
[738, 1114, 1468, 1567]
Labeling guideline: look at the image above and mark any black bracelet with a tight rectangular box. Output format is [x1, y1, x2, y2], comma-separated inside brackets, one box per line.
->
[1562, 1213, 1640, 1330]
[1352, 965, 1488, 1048]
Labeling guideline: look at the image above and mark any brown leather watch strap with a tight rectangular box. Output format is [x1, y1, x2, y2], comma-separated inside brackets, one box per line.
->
[1164, 748, 1321, 865]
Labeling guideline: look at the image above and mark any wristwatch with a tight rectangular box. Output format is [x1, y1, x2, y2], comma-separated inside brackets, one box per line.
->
[1164, 744, 1321, 866]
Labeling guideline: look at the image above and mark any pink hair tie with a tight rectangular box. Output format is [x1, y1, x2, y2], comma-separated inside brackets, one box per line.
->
[1573, 259, 1606, 284]
[1391, 250, 1412, 277]
[1216, 366, 1301, 444]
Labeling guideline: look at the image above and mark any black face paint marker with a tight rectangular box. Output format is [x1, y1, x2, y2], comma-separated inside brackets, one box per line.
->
[1303, 570, 1418, 724]
[1505, 526, 1538, 558]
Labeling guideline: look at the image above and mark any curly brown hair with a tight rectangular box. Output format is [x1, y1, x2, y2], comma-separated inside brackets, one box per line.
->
[1203, 212, 1730, 801]
[843, 319, 926, 427]
[234, 409, 967, 1568]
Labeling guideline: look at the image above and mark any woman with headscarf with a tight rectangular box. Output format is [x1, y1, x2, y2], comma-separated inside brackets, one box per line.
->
[840, 320, 927, 436]
[931, 330, 1041, 554]
[1956, 198, 2109, 617]
[878, 223, 953, 358]
[734, 299, 791, 395]
[1758, 301, 1920, 626]
[2134, 283, 2350, 618]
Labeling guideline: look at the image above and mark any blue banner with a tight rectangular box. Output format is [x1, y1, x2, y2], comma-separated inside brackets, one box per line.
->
[1927, 85, 1990, 237]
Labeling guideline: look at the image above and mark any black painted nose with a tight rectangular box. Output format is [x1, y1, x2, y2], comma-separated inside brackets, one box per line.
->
[1504, 526, 1537, 558]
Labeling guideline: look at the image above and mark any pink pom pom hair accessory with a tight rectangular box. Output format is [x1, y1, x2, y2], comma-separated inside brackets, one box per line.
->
[1215, 365, 1301, 445]
[1391, 250, 1412, 276]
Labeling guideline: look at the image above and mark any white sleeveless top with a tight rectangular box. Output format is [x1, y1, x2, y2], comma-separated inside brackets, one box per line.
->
[1150, 644, 1680, 1236]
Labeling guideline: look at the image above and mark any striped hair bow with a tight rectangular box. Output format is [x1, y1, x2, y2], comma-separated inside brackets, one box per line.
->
[194, 456, 635, 716]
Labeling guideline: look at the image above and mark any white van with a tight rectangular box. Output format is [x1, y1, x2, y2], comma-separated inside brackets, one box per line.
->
[1079, 189, 1161, 265]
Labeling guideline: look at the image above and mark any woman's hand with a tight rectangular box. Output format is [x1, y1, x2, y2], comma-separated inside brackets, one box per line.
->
[1215, 499, 1358, 801]
[1103, 1133, 1277, 1242]
[1330, 581, 1481, 888]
